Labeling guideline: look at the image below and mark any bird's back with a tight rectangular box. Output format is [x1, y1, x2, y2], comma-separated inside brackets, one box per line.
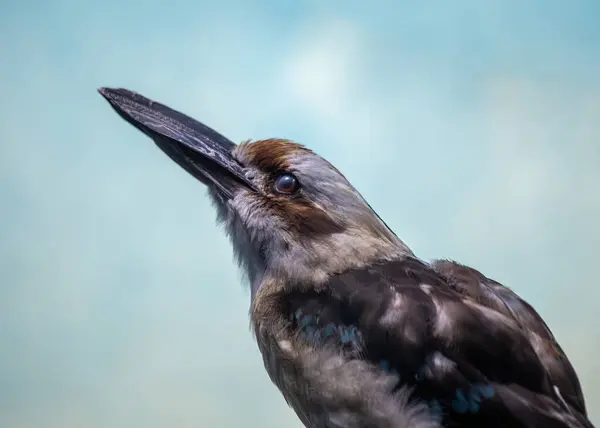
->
[431, 259, 587, 416]
[251, 257, 594, 428]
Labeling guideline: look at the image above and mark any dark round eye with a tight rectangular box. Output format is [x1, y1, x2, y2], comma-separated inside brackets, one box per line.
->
[274, 173, 300, 194]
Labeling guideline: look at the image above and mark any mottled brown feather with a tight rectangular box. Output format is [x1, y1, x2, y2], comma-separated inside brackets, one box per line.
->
[431, 259, 587, 415]
[252, 257, 594, 427]
[239, 138, 312, 173]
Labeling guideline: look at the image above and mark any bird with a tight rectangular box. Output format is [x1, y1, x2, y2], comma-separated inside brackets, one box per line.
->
[98, 87, 594, 428]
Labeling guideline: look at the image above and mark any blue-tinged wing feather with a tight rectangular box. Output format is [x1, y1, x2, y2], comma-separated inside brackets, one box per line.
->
[283, 257, 593, 428]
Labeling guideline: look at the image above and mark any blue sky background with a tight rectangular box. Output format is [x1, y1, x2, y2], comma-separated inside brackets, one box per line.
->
[1, 1, 599, 427]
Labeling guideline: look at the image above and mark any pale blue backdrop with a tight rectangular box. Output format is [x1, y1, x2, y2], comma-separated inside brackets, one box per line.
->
[1, 1, 599, 427]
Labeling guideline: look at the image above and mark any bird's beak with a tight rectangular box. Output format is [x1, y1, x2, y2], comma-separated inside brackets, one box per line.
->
[98, 87, 256, 199]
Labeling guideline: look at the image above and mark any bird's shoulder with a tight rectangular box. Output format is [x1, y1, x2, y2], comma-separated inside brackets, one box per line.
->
[430, 259, 556, 339]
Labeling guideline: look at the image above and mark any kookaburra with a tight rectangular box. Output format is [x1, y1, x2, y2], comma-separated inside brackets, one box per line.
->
[99, 87, 594, 428]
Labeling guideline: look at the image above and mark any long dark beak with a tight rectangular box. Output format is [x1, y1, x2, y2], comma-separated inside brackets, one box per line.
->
[98, 87, 256, 199]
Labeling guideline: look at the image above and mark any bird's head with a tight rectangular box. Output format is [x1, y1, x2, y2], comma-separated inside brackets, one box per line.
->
[99, 88, 413, 295]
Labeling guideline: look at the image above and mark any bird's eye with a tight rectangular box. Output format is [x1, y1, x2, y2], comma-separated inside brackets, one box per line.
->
[274, 173, 300, 195]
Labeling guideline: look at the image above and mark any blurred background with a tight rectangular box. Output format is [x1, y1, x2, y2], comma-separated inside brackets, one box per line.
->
[1, 0, 599, 427]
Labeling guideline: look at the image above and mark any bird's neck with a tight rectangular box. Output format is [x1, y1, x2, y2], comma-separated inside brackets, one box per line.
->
[254, 226, 414, 297]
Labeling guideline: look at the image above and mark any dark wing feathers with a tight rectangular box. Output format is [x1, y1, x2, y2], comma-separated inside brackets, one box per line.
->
[431, 259, 587, 416]
[285, 257, 592, 428]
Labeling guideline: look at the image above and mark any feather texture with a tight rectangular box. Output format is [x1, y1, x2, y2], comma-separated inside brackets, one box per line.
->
[251, 257, 594, 428]
[431, 259, 587, 416]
